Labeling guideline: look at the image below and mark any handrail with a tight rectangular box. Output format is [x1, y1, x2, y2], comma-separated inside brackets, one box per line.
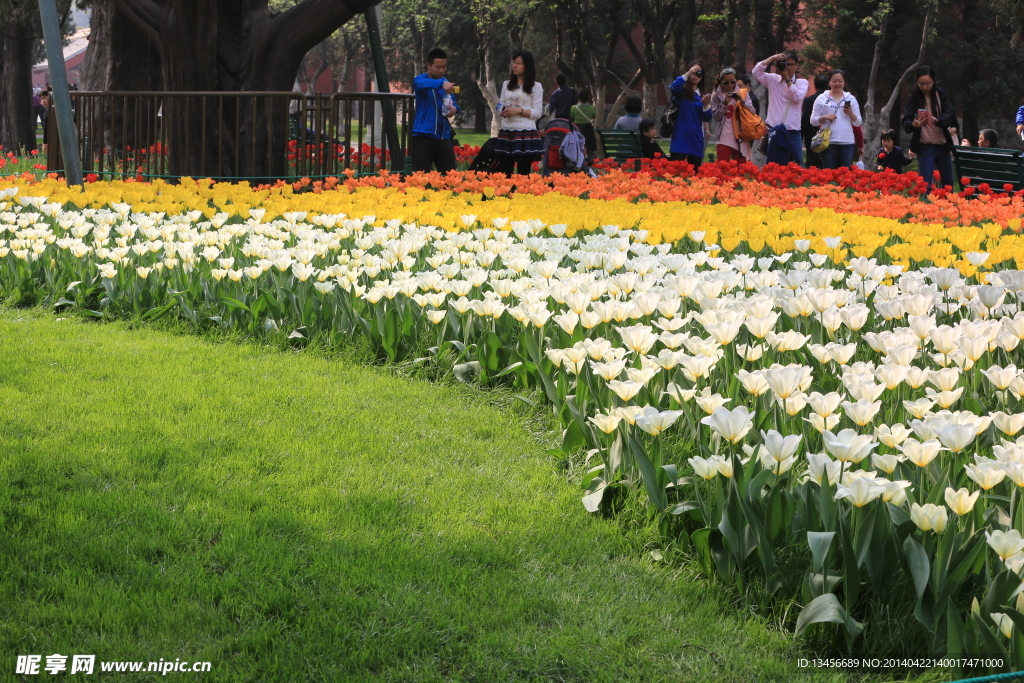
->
[47, 91, 415, 183]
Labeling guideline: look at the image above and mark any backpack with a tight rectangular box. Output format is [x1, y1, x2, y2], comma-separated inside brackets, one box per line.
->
[659, 96, 680, 138]
[733, 103, 767, 142]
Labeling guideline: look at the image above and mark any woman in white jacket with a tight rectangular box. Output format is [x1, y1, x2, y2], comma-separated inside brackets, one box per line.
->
[809, 69, 863, 169]
[494, 50, 544, 176]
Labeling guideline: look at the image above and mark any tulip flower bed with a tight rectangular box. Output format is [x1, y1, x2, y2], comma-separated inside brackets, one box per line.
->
[5, 175, 1024, 671]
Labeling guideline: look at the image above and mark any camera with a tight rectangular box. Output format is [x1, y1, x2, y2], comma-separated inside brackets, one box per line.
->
[694, 69, 703, 78]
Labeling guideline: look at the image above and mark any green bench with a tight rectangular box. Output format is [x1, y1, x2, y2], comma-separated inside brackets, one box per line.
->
[597, 129, 643, 170]
[952, 146, 1024, 192]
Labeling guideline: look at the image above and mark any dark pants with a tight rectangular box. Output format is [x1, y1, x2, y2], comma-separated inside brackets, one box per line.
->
[669, 152, 703, 170]
[577, 123, 597, 156]
[820, 143, 855, 170]
[497, 157, 535, 176]
[411, 136, 456, 173]
[916, 143, 954, 190]
[766, 129, 803, 166]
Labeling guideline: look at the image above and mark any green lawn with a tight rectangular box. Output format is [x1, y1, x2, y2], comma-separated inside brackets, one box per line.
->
[0, 309, 850, 682]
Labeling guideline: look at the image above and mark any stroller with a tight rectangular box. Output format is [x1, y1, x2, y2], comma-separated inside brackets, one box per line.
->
[540, 118, 593, 176]
[468, 138, 501, 172]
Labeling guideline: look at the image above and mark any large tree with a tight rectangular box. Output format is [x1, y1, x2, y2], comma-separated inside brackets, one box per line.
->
[0, 0, 73, 154]
[107, 0, 380, 178]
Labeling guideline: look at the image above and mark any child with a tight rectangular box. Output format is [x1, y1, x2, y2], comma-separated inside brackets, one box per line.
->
[876, 129, 912, 173]
[614, 95, 643, 131]
[639, 119, 664, 158]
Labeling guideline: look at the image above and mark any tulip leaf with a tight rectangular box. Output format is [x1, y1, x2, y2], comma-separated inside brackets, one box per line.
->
[608, 433, 622, 475]
[561, 420, 587, 454]
[661, 464, 678, 487]
[582, 478, 607, 513]
[886, 502, 911, 528]
[934, 531, 986, 610]
[796, 593, 862, 638]
[381, 308, 401, 361]
[580, 464, 604, 489]
[689, 528, 715, 577]
[806, 571, 842, 598]
[970, 612, 1009, 660]
[840, 524, 859, 608]
[807, 531, 835, 573]
[453, 361, 480, 383]
[902, 535, 930, 598]
[982, 570, 1021, 617]
[818, 480, 837, 532]
[946, 603, 965, 658]
[54, 298, 74, 308]
[66, 280, 82, 292]
[854, 504, 877, 569]
[628, 435, 666, 511]
[669, 501, 699, 515]
[492, 362, 522, 379]
[519, 329, 558, 404]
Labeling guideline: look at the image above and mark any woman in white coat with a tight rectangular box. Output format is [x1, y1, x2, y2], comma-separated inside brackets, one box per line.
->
[494, 50, 544, 176]
[809, 69, 863, 169]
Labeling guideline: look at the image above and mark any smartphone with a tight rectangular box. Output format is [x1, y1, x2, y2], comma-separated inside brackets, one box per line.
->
[917, 108, 927, 119]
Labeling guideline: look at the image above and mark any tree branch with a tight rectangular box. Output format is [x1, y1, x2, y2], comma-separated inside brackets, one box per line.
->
[111, 0, 163, 48]
[273, 0, 378, 66]
[879, 4, 932, 120]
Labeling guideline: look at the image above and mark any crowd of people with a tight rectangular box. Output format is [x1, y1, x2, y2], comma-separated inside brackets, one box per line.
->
[412, 47, 1010, 188]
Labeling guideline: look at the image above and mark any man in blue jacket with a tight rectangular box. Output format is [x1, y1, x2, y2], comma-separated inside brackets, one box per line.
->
[412, 48, 459, 172]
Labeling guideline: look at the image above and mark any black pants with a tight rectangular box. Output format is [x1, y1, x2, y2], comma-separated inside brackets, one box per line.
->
[497, 156, 536, 176]
[411, 136, 456, 173]
[669, 152, 703, 170]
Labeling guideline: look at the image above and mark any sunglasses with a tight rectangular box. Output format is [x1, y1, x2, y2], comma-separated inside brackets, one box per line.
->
[721, 80, 737, 85]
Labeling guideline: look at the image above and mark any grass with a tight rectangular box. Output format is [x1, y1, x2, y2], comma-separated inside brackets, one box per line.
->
[0, 308, 854, 682]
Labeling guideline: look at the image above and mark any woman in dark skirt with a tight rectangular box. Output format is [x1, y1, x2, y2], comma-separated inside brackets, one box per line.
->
[494, 50, 544, 176]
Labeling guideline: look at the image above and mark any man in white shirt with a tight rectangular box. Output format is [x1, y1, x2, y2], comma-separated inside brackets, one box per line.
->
[752, 51, 808, 166]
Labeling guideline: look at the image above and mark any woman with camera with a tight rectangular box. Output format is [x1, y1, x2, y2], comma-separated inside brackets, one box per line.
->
[901, 66, 957, 191]
[667, 61, 713, 169]
[809, 69, 862, 169]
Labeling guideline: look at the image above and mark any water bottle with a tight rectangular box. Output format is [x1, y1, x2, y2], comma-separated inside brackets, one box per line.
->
[442, 93, 454, 117]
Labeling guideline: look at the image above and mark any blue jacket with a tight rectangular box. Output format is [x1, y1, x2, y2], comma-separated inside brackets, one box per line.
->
[1017, 106, 1024, 126]
[668, 78, 713, 156]
[412, 73, 459, 139]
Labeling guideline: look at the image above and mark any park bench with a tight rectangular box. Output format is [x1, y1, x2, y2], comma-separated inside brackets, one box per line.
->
[952, 146, 1024, 192]
[597, 129, 643, 170]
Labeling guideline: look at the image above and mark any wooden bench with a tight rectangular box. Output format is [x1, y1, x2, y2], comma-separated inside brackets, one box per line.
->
[597, 129, 643, 170]
[952, 146, 1024, 192]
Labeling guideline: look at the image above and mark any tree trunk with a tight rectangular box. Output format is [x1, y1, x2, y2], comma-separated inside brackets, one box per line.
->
[680, 0, 696, 64]
[0, 24, 37, 154]
[752, 0, 774, 63]
[474, 100, 487, 133]
[78, 0, 163, 158]
[472, 40, 500, 138]
[864, 6, 932, 164]
[735, 0, 751, 71]
[860, 9, 888, 169]
[640, 80, 659, 123]
[80, 0, 160, 92]
[113, 0, 378, 179]
[722, 0, 736, 69]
